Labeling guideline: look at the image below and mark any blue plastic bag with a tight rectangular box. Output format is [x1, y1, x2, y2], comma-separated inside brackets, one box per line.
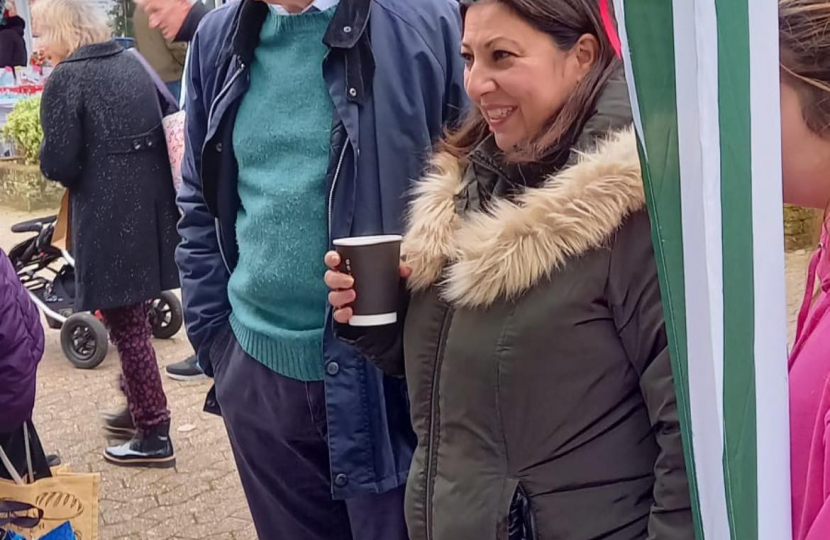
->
[0, 521, 77, 540]
[39, 522, 76, 540]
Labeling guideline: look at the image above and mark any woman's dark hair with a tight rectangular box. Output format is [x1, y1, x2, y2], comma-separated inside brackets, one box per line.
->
[443, 0, 621, 163]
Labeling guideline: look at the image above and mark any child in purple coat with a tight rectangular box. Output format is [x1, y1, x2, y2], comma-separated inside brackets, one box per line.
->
[0, 248, 51, 481]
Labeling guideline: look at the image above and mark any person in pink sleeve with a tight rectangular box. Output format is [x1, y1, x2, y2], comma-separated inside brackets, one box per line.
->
[780, 2, 830, 539]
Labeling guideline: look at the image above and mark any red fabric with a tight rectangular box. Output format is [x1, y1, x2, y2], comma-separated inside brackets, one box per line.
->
[599, 0, 621, 58]
[791, 229, 830, 540]
[101, 303, 170, 430]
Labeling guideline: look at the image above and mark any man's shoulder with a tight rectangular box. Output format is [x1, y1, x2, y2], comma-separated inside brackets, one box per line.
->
[190, 2, 242, 80]
[371, 0, 460, 68]
[372, 0, 460, 32]
[194, 1, 241, 41]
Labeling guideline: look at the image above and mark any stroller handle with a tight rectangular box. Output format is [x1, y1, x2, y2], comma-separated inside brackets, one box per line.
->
[11, 215, 58, 234]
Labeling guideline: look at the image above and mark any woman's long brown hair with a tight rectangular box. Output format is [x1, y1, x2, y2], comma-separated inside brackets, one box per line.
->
[441, 0, 621, 164]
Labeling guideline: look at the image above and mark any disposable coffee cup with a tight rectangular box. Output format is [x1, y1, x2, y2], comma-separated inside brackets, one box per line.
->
[333, 235, 403, 327]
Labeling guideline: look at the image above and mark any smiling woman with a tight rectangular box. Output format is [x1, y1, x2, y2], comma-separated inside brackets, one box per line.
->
[444, 0, 620, 165]
[324, 1, 695, 539]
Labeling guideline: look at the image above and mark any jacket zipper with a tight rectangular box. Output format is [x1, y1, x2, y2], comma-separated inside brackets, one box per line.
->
[206, 60, 246, 274]
[526, 485, 539, 540]
[328, 143, 349, 239]
[207, 60, 245, 128]
[215, 218, 231, 273]
[530, 512, 539, 540]
[425, 306, 454, 540]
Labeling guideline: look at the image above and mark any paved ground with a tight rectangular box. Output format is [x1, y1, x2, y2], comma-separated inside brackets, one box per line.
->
[0, 205, 816, 540]
[1, 207, 255, 540]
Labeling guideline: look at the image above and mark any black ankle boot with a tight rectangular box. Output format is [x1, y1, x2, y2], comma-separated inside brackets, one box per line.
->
[103, 420, 176, 468]
[101, 407, 136, 438]
[46, 453, 61, 468]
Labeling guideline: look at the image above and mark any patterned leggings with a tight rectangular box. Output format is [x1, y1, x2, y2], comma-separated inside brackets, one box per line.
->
[101, 303, 170, 430]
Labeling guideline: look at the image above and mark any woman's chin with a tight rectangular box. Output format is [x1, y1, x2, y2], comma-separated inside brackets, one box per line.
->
[783, 189, 829, 211]
[493, 133, 521, 153]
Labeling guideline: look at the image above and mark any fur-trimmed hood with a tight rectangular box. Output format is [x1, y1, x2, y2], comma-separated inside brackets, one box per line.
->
[402, 127, 644, 308]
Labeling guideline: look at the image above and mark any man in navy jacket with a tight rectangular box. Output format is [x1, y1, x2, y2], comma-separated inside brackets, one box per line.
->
[176, 0, 465, 537]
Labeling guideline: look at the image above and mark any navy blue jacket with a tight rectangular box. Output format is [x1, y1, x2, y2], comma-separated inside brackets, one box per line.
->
[176, 0, 465, 499]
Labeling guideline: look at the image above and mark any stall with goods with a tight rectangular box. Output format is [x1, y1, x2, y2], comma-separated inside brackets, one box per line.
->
[0, 85, 42, 158]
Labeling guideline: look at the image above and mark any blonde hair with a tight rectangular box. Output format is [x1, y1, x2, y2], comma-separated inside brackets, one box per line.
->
[780, 0, 830, 136]
[32, 0, 111, 60]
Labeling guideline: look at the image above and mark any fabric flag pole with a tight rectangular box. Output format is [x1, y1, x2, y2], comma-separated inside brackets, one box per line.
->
[611, 1, 791, 539]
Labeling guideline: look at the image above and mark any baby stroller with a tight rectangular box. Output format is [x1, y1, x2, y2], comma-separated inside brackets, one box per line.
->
[8, 215, 184, 369]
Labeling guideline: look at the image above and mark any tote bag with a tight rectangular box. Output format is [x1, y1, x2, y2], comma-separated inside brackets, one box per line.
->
[128, 49, 186, 192]
[0, 426, 99, 540]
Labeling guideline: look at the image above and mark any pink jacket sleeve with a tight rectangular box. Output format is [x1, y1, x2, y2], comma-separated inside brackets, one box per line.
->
[804, 400, 830, 540]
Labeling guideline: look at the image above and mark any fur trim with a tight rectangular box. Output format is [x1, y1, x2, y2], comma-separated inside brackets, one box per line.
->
[402, 127, 644, 308]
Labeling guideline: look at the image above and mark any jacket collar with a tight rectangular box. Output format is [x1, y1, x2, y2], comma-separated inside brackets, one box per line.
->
[226, 0, 371, 65]
[323, 0, 371, 49]
[403, 127, 644, 308]
[62, 40, 123, 63]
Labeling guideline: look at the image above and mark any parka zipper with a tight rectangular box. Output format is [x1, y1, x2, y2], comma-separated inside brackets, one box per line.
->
[328, 143, 349, 239]
[523, 483, 539, 540]
[425, 306, 454, 540]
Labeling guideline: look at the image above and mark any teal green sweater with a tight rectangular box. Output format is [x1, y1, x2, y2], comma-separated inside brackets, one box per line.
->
[228, 8, 335, 381]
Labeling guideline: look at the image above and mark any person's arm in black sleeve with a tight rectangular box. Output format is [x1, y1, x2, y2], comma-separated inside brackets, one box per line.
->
[608, 212, 694, 540]
[335, 285, 409, 378]
[174, 1, 209, 43]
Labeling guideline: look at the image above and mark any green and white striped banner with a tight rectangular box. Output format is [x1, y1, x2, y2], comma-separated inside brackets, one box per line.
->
[612, 1, 791, 539]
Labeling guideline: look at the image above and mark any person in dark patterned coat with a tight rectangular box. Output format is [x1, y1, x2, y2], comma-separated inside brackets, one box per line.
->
[34, 0, 179, 468]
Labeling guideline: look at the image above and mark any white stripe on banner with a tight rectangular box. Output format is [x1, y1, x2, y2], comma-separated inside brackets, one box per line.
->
[611, 0, 647, 161]
[673, 0, 731, 537]
[694, 0, 725, 427]
[748, 1, 791, 538]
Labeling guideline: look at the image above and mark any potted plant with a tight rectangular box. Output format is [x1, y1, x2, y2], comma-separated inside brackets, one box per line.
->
[0, 95, 63, 210]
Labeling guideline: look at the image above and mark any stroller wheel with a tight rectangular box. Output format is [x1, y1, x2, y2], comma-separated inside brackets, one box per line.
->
[60, 313, 109, 369]
[148, 291, 184, 340]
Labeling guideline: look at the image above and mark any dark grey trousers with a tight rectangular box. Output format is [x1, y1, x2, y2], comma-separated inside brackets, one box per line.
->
[212, 327, 409, 540]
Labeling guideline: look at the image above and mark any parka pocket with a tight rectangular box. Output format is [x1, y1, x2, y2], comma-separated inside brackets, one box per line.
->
[206, 321, 234, 377]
